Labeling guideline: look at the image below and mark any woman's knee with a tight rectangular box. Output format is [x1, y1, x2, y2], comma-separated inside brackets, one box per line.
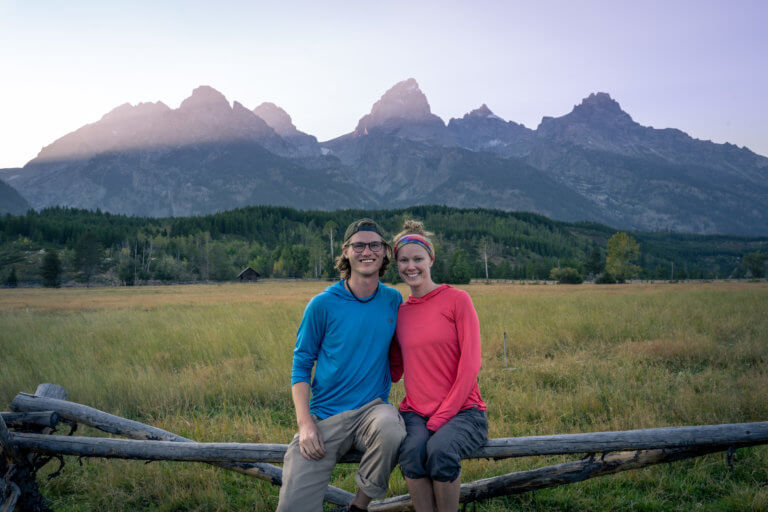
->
[425, 443, 462, 482]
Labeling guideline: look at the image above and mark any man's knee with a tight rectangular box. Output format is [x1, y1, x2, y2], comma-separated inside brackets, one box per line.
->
[370, 406, 406, 447]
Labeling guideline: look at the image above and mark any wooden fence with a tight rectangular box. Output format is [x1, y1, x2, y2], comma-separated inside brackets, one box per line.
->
[3, 384, 768, 511]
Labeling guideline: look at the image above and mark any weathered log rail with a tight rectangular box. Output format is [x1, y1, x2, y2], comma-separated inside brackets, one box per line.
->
[3, 384, 768, 511]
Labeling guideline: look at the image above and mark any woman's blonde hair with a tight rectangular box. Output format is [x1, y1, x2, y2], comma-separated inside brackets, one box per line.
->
[393, 219, 436, 261]
[393, 219, 433, 242]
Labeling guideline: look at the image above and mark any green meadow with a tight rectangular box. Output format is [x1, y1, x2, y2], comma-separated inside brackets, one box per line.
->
[1, 281, 767, 511]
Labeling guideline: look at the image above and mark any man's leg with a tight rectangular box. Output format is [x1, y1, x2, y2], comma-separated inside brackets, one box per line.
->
[277, 414, 354, 512]
[351, 401, 407, 504]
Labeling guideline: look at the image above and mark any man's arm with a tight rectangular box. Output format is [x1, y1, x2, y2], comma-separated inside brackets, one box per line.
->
[291, 381, 326, 460]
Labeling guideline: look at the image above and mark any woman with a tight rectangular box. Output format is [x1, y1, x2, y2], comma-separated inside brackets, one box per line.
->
[390, 220, 487, 512]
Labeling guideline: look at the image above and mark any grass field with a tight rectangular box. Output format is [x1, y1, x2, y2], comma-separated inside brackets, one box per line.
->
[2, 280, 767, 511]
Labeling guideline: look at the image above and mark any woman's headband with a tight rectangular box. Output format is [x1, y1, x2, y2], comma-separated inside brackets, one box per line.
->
[394, 234, 434, 260]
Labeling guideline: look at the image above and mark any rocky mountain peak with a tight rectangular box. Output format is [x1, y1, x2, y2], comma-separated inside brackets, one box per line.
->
[569, 92, 634, 126]
[536, 91, 638, 140]
[179, 85, 231, 113]
[470, 104, 490, 115]
[253, 102, 298, 136]
[355, 78, 445, 135]
[370, 78, 431, 118]
[464, 104, 505, 121]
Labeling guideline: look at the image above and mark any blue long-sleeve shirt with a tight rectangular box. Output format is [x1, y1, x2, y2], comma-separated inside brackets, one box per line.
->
[291, 280, 402, 419]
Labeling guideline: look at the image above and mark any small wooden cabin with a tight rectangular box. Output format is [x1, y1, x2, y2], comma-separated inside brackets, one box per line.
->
[237, 267, 261, 283]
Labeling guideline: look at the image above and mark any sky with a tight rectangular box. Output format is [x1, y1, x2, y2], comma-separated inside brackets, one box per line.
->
[1, 0, 766, 168]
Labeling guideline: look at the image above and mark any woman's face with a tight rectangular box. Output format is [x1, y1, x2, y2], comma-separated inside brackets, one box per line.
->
[397, 243, 433, 289]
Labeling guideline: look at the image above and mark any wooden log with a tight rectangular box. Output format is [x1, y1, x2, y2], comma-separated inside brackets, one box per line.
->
[12, 430, 768, 468]
[34, 385, 67, 401]
[1, 388, 59, 512]
[12, 393, 186, 441]
[470, 422, 768, 459]
[11, 394, 768, 461]
[0, 415, 21, 463]
[0, 481, 21, 512]
[11, 393, 768, 462]
[368, 446, 727, 511]
[0, 413, 59, 430]
[12, 433, 290, 463]
[11, 391, 354, 505]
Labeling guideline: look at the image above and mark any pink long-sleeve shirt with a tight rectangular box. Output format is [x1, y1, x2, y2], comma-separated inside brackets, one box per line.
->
[390, 284, 486, 431]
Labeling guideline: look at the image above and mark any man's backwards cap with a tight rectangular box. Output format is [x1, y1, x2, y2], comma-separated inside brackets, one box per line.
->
[343, 218, 387, 243]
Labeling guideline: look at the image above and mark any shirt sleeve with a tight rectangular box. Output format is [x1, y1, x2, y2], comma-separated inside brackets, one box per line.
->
[426, 291, 482, 431]
[290, 297, 325, 386]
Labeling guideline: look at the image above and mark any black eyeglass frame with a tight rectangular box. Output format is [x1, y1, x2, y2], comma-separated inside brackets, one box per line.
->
[344, 241, 388, 253]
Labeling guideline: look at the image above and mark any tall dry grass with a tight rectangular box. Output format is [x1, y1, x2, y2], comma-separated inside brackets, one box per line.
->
[1, 281, 767, 510]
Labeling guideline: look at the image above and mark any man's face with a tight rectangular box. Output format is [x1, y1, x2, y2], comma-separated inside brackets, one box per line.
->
[344, 231, 385, 279]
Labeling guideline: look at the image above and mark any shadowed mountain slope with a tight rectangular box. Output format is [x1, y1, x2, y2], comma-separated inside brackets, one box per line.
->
[0, 172, 30, 215]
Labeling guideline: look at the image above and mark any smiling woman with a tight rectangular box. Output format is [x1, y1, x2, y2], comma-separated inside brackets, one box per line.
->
[390, 220, 488, 511]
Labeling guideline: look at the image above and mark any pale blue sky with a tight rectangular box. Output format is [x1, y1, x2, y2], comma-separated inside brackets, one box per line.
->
[1, 0, 766, 168]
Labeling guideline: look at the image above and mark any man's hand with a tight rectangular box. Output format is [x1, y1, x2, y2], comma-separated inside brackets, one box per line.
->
[298, 418, 326, 460]
[291, 381, 326, 460]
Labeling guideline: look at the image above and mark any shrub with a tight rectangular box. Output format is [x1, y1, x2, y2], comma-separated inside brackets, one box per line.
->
[550, 266, 583, 284]
[595, 272, 617, 284]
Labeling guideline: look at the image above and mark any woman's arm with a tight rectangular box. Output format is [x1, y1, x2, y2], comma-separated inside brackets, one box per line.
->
[426, 291, 482, 431]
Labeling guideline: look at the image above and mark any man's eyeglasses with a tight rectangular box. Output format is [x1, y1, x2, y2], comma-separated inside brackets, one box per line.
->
[346, 241, 386, 253]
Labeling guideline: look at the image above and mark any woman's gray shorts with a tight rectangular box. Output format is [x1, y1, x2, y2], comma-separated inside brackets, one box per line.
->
[398, 407, 488, 482]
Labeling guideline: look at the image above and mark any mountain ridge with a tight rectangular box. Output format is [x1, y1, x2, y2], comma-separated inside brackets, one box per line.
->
[2, 80, 766, 235]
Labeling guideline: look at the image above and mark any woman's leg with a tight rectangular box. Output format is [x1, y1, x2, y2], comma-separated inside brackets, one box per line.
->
[405, 476, 436, 512]
[433, 478, 460, 512]
[425, 408, 489, 511]
[398, 412, 434, 511]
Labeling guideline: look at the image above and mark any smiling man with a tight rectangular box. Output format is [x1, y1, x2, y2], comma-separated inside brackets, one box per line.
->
[277, 218, 406, 512]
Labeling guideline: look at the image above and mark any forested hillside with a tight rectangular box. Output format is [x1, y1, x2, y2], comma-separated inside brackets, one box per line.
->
[1, 205, 766, 287]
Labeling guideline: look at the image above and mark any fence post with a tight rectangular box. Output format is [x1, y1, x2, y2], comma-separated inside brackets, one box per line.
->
[503, 332, 508, 368]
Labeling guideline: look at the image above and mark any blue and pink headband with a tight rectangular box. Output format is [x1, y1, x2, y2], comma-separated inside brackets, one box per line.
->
[394, 234, 434, 260]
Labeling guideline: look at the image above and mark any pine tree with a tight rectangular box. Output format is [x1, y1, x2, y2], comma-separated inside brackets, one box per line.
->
[74, 231, 101, 286]
[585, 244, 605, 276]
[3, 266, 18, 288]
[41, 251, 62, 288]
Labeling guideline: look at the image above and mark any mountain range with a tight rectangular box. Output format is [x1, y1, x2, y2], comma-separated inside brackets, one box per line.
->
[2, 79, 767, 235]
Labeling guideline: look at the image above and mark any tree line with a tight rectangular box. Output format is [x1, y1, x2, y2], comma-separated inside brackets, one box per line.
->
[1, 205, 766, 287]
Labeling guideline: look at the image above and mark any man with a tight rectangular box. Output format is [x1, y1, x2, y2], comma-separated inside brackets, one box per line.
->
[277, 218, 406, 512]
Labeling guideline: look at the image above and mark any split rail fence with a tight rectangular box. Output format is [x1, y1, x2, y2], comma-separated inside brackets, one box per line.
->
[3, 383, 768, 511]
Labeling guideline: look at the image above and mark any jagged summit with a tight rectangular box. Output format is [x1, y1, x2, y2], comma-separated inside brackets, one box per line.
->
[342, 78, 450, 146]
[179, 85, 230, 112]
[253, 102, 299, 137]
[460, 104, 506, 122]
[353, 78, 443, 136]
[467, 104, 498, 119]
[570, 92, 634, 124]
[252, 102, 320, 157]
[536, 91, 639, 141]
[101, 101, 170, 122]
